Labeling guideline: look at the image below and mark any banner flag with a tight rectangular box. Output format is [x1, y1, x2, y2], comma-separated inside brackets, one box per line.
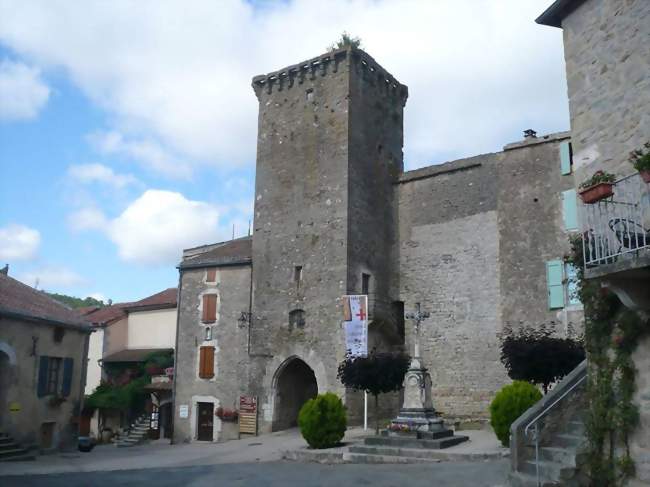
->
[342, 295, 368, 356]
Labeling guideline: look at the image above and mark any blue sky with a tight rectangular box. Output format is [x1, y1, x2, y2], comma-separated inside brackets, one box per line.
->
[0, 0, 568, 302]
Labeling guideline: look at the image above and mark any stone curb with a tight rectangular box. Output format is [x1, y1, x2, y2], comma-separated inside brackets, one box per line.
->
[282, 448, 509, 464]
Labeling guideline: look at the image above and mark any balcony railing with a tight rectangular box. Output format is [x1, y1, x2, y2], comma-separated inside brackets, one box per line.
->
[580, 173, 650, 268]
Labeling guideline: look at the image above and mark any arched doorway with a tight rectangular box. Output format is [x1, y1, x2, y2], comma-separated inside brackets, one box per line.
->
[272, 357, 318, 431]
[0, 350, 13, 430]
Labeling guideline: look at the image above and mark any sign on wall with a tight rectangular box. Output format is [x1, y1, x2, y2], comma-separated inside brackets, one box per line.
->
[239, 395, 257, 436]
[342, 295, 368, 356]
[179, 404, 189, 418]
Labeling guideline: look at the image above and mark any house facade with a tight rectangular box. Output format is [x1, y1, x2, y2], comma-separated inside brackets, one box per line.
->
[172, 46, 584, 443]
[0, 271, 92, 453]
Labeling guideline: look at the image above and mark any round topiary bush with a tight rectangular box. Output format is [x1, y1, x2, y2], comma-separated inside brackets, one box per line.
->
[298, 392, 347, 449]
[489, 381, 542, 447]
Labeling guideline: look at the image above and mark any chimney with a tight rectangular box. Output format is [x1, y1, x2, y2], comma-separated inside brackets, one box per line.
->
[523, 129, 537, 139]
[1, 264, 8, 275]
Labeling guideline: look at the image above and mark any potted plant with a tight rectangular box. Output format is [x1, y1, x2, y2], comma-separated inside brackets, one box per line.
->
[629, 141, 650, 183]
[579, 170, 616, 204]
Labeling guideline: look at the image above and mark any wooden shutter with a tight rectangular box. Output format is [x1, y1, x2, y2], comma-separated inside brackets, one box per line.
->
[562, 189, 579, 230]
[37, 356, 49, 397]
[199, 346, 215, 379]
[560, 141, 572, 175]
[546, 260, 565, 309]
[62, 358, 74, 396]
[206, 268, 216, 282]
[202, 295, 217, 323]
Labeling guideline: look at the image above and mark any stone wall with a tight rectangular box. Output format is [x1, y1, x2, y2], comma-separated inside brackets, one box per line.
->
[398, 134, 582, 419]
[172, 265, 251, 443]
[0, 318, 89, 449]
[562, 0, 650, 181]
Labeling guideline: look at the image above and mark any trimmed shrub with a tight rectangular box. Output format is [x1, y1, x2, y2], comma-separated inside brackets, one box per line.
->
[489, 381, 542, 447]
[298, 392, 347, 449]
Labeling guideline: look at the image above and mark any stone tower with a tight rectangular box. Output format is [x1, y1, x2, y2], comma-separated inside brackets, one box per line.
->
[249, 47, 408, 431]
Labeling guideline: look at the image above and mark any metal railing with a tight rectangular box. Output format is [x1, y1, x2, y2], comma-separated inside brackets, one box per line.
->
[580, 173, 650, 267]
[524, 374, 587, 487]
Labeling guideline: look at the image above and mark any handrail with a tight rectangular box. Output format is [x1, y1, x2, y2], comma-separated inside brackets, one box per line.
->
[523, 374, 587, 487]
[524, 374, 587, 437]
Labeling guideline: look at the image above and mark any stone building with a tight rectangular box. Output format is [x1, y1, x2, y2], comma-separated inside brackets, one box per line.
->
[0, 271, 92, 454]
[173, 46, 583, 443]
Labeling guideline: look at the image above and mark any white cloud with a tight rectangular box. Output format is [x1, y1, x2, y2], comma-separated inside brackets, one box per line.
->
[0, 59, 50, 121]
[104, 190, 221, 265]
[0, 0, 569, 171]
[0, 224, 41, 261]
[18, 266, 86, 290]
[68, 162, 139, 188]
[67, 207, 108, 232]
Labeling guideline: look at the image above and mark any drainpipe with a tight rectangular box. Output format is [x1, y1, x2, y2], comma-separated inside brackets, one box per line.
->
[78, 330, 91, 439]
[170, 267, 183, 445]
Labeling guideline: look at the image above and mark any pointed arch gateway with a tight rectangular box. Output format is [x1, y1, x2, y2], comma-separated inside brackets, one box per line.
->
[271, 356, 318, 431]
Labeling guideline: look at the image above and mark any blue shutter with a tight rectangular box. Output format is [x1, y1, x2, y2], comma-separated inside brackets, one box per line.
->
[37, 356, 49, 397]
[546, 260, 565, 309]
[560, 141, 572, 175]
[62, 358, 74, 397]
[562, 189, 579, 230]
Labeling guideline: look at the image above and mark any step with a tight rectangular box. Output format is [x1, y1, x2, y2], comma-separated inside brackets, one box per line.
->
[553, 433, 585, 449]
[0, 448, 31, 460]
[509, 471, 560, 487]
[540, 446, 576, 465]
[566, 421, 585, 436]
[342, 452, 441, 464]
[523, 459, 578, 481]
[364, 434, 469, 450]
[380, 429, 454, 440]
[0, 442, 20, 452]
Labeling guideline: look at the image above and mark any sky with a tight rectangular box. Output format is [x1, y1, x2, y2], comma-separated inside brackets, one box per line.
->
[0, 0, 569, 303]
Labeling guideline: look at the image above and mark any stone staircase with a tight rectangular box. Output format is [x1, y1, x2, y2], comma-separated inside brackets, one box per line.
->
[344, 429, 470, 464]
[0, 432, 35, 462]
[509, 415, 587, 486]
[115, 414, 150, 448]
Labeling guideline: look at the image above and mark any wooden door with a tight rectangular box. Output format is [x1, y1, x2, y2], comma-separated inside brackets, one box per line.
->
[197, 402, 213, 441]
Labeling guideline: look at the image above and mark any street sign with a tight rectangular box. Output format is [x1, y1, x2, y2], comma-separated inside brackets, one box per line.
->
[342, 295, 368, 356]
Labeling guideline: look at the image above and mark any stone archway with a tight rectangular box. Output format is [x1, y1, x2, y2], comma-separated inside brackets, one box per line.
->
[0, 349, 13, 430]
[272, 357, 318, 431]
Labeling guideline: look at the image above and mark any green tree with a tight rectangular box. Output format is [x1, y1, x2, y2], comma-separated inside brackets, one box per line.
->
[298, 393, 347, 449]
[46, 292, 105, 309]
[489, 381, 542, 447]
[337, 350, 410, 434]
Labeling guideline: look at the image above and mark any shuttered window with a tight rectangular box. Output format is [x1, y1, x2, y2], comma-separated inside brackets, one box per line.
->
[546, 260, 565, 309]
[62, 358, 74, 397]
[37, 356, 49, 397]
[202, 294, 217, 323]
[560, 141, 572, 175]
[562, 189, 579, 230]
[198, 346, 215, 379]
[206, 268, 216, 282]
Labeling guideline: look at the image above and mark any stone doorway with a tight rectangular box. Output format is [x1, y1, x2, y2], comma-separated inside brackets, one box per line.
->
[196, 402, 213, 441]
[0, 347, 14, 430]
[272, 357, 318, 431]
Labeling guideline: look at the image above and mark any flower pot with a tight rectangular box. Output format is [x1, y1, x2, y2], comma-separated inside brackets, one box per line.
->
[579, 182, 614, 204]
[639, 170, 650, 184]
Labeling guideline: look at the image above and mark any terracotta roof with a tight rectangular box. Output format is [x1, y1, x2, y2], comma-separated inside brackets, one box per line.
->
[83, 304, 130, 326]
[181, 236, 252, 269]
[124, 288, 177, 311]
[0, 273, 91, 330]
[102, 348, 173, 363]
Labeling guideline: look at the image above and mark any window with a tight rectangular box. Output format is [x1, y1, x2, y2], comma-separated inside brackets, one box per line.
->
[562, 189, 579, 231]
[53, 327, 64, 343]
[560, 141, 573, 175]
[206, 268, 217, 282]
[47, 357, 62, 395]
[198, 346, 215, 379]
[294, 266, 303, 290]
[306, 88, 314, 102]
[565, 263, 581, 306]
[37, 357, 73, 397]
[289, 309, 306, 330]
[204, 326, 212, 341]
[202, 294, 217, 323]
[361, 273, 371, 295]
[546, 260, 565, 309]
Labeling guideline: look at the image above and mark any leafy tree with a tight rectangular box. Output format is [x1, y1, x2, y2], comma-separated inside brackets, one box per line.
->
[46, 292, 105, 309]
[337, 349, 410, 434]
[328, 31, 362, 51]
[500, 326, 585, 393]
[298, 393, 347, 449]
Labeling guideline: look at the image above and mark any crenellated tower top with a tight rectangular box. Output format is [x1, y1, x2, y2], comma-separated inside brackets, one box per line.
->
[251, 47, 408, 106]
